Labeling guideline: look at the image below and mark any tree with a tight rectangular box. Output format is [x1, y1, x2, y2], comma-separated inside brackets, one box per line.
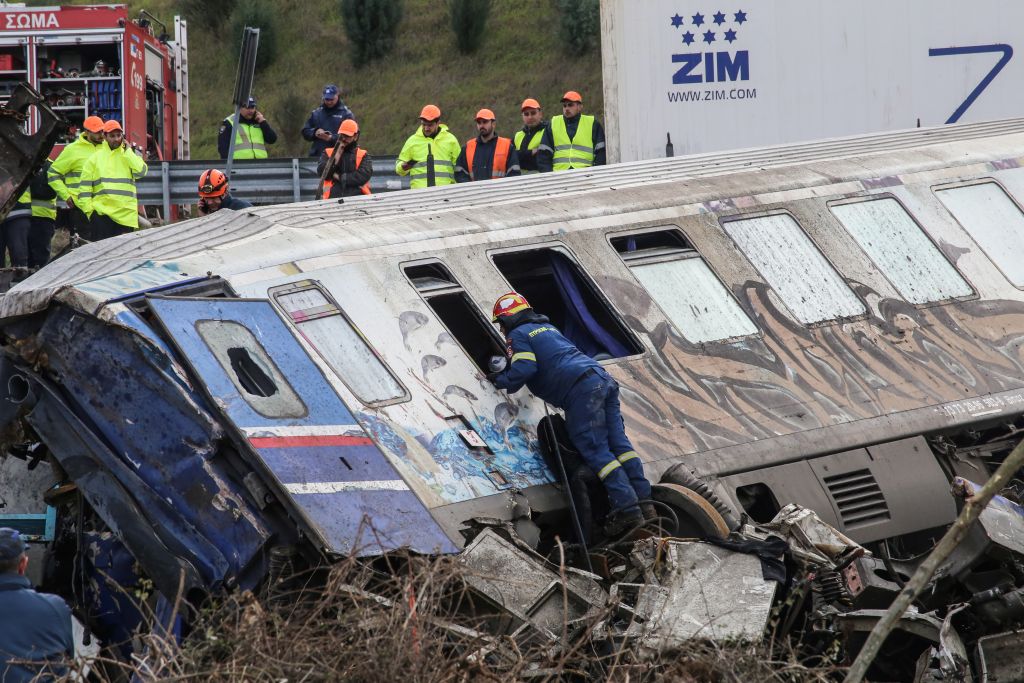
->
[229, 0, 279, 72]
[558, 0, 600, 54]
[449, 0, 491, 55]
[341, 0, 404, 67]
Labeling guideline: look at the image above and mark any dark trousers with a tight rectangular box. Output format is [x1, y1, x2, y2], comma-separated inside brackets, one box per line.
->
[90, 214, 131, 241]
[70, 207, 91, 240]
[28, 217, 54, 268]
[0, 215, 30, 267]
[564, 372, 651, 514]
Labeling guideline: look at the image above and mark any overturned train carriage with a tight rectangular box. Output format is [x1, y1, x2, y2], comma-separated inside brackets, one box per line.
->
[4, 119, 1024, 610]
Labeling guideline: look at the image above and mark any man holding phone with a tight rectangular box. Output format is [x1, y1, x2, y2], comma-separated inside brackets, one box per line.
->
[218, 96, 278, 160]
[78, 120, 148, 239]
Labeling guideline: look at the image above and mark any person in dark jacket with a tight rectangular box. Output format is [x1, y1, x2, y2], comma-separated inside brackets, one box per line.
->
[217, 97, 278, 160]
[316, 119, 373, 198]
[197, 168, 253, 215]
[0, 528, 74, 682]
[455, 109, 520, 183]
[488, 292, 654, 536]
[536, 90, 606, 172]
[301, 84, 355, 158]
[514, 98, 546, 174]
[28, 161, 58, 268]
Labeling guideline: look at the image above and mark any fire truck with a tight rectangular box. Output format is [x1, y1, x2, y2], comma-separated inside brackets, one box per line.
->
[0, 3, 189, 161]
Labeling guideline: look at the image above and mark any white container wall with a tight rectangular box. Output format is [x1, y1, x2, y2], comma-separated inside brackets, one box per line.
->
[601, 0, 1024, 161]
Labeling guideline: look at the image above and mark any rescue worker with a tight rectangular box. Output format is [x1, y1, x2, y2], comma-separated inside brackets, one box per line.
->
[514, 98, 546, 174]
[395, 105, 461, 189]
[28, 161, 57, 268]
[316, 119, 373, 199]
[301, 84, 355, 158]
[78, 120, 148, 240]
[48, 115, 105, 239]
[0, 190, 31, 268]
[455, 108, 521, 183]
[218, 96, 278, 160]
[196, 169, 253, 215]
[488, 292, 654, 536]
[0, 528, 74, 681]
[537, 90, 606, 173]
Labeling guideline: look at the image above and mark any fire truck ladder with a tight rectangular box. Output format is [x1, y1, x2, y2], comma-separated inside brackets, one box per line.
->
[172, 16, 190, 160]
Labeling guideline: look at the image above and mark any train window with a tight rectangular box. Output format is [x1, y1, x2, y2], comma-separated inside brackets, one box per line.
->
[195, 320, 307, 419]
[611, 229, 758, 342]
[830, 198, 972, 304]
[935, 182, 1024, 286]
[722, 213, 865, 324]
[404, 262, 506, 374]
[271, 281, 408, 406]
[491, 248, 643, 360]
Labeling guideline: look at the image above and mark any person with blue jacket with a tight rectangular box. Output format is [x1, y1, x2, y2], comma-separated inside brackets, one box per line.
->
[488, 292, 654, 536]
[0, 528, 73, 681]
[301, 85, 355, 157]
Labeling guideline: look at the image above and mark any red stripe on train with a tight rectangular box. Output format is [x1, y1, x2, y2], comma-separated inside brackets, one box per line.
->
[248, 435, 375, 448]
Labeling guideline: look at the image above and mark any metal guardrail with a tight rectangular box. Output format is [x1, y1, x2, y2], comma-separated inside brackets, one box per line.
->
[136, 156, 409, 215]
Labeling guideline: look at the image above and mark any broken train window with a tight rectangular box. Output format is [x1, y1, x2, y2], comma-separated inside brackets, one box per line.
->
[935, 181, 1024, 287]
[271, 281, 408, 406]
[195, 319, 307, 418]
[490, 247, 643, 360]
[722, 213, 866, 325]
[403, 261, 506, 374]
[611, 228, 758, 343]
[829, 198, 973, 304]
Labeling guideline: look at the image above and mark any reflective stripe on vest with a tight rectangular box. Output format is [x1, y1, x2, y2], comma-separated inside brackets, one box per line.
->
[551, 114, 595, 171]
[225, 116, 268, 160]
[514, 127, 544, 174]
[320, 147, 371, 199]
[31, 198, 57, 220]
[466, 137, 511, 180]
[7, 191, 30, 219]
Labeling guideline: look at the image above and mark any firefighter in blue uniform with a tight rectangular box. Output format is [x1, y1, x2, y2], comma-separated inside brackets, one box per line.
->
[488, 292, 654, 535]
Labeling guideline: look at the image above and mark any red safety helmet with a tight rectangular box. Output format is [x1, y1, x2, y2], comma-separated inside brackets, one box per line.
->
[198, 169, 228, 198]
[492, 292, 531, 321]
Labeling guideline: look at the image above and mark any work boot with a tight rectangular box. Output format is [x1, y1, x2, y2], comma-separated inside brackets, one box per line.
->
[604, 508, 644, 538]
[641, 503, 658, 521]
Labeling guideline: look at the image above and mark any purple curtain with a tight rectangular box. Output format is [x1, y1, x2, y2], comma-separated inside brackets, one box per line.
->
[549, 252, 630, 358]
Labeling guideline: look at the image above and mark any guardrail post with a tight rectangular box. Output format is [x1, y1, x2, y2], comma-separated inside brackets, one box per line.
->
[292, 158, 301, 203]
[161, 161, 171, 221]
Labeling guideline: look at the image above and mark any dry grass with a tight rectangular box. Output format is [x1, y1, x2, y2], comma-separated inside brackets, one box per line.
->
[64, 552, 842, 683]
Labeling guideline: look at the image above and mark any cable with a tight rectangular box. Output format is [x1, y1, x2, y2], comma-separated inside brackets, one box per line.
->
[542, 401, 594, 575]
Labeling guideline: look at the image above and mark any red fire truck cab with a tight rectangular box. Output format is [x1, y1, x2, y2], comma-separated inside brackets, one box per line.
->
[0, 4, 189, 161]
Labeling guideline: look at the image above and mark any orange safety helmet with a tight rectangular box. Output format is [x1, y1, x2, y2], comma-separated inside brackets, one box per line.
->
[492, 292, 531, 321]
[337, 119, 359, 136]
[82, 115, 104, 133]
[419, 104, 441, 121]
[198, 169, 228, 198]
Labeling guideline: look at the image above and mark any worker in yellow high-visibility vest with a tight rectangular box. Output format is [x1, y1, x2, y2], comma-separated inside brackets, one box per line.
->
[29, 160, 57, 268]
[48, 115, 104, 239]
[536, 91, 606, 173]
[218, 96, 278, 160]
[78, 120, 148, 240]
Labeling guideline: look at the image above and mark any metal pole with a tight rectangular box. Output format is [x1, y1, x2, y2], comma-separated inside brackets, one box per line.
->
[291, 158, 300, 203]
[225, 104, 241, 179]
[542, 402, 594, 574]
[160, 161, 170, 221]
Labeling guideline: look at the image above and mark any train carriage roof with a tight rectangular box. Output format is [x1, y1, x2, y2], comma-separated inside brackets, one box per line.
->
[5, 117, 1024, 319]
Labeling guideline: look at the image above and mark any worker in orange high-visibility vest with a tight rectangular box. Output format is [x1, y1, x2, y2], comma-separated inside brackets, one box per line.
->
[317, 119, 373, 199]
[455, 108, 521, 183]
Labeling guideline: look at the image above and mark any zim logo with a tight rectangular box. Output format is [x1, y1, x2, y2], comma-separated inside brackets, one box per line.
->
[672, 51, 749, 84]
[668, 9, 750, 85]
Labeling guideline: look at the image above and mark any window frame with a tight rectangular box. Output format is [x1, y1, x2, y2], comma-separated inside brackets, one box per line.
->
[400, 257, 508, 374]
[931, 177, 1024, 291]
[268, 279, 411, 408]
[718, 209, 870, 327]
[826, 193, 977, 308]
[485, 240, 647, 364]
[605, 224, 762, 344]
